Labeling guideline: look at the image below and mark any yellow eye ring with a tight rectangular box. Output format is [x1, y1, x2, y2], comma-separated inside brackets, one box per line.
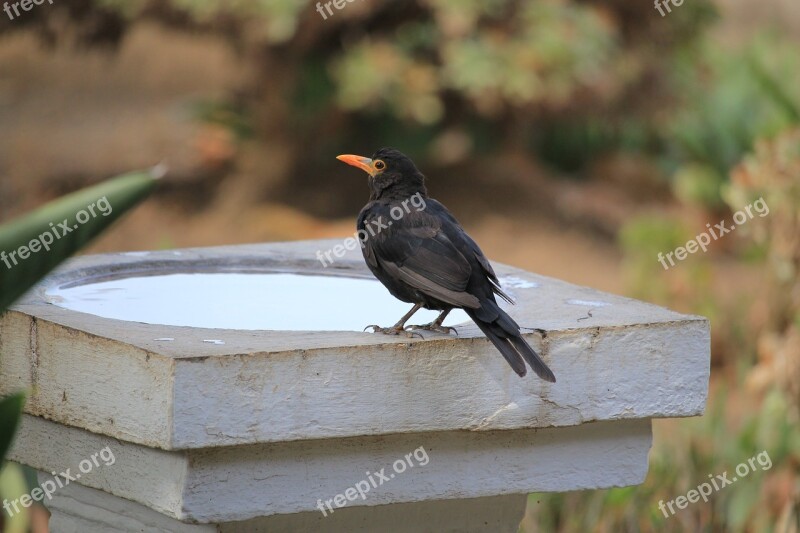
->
[374, 160, 386, 170]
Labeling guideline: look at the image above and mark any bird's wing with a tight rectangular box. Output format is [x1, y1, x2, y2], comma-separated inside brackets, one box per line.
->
[459, 231, 514, 303]
[367, 213, 480, 309]
[426, 199, 514, 304]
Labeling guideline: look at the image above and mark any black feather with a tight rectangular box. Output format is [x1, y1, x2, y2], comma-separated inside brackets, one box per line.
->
[352, 148, 557, 382]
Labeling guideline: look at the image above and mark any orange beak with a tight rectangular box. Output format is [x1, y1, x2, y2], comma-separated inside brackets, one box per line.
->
[336, 154, 375, 176]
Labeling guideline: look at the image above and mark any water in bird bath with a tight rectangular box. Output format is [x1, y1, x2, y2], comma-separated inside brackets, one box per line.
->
[45, 273, 471, 332]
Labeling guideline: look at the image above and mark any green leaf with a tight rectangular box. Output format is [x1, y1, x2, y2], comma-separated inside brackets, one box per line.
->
[748, 52, 800, 124]
[0, 463, 31, 533]
[0, 393, 25, 463]
[0, 169, 159, 312]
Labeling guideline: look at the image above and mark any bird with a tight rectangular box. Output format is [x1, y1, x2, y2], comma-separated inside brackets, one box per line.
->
[336, 148, 556, 382]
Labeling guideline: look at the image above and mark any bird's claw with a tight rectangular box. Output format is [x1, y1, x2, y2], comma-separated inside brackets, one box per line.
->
[405, 324, 458, 336]
[364, 325, 422, 339]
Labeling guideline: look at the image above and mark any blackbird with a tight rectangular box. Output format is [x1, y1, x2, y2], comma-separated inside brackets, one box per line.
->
[336, 148, 556, 382]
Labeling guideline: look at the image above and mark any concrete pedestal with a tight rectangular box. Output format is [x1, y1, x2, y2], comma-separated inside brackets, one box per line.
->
[0, 240, 711, 531]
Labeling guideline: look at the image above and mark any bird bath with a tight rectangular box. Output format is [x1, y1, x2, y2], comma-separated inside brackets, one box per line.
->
[45, 272, 471, 332]
[1, 240, 711, 532]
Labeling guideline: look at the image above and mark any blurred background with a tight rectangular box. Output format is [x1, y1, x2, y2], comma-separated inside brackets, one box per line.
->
[1, 0, 799, 531]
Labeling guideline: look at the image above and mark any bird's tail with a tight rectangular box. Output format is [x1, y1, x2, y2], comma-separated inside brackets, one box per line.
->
[466, 301, 556, 382]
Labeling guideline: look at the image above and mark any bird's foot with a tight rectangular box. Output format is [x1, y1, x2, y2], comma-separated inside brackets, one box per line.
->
[406, 323, 458, 336]
[364, 325, 422, 339]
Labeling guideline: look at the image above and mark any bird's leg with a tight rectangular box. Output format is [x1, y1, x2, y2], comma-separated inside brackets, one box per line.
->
[406, 309, 457, 336]
[365, 304, 423, 338]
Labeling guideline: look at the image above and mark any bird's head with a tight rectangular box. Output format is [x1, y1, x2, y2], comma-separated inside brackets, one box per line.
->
[337, 148, 427, 200]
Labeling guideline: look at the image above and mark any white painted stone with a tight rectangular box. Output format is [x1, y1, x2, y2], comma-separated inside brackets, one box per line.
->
[12, 415, 651, 522]
[43, 475, 527, 533]
[0, 241, 710, 450]
[0, 240, 711, 529]
[40, 475, 216, 533]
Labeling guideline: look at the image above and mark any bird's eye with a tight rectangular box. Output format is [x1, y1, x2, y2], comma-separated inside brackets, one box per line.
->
[374, 160, 386, 170]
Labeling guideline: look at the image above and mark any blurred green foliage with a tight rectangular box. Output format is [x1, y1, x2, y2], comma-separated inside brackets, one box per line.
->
[525, 386, 800, 532]
[18, 0, 800, 192]
[96, 0, 308, 42]
[30, 0, 714, 172]
[619, 215, 703, 304]
[332, 0, 619, 121]
[664, 33, 800, 208]
[604, 125, 800, 533]
[0, 394, 28, 533]
[0, 461, 30, 533]
[726, 127, 800, 416]
[0, 394, 25, 467]
[726, 127, 800, 299]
